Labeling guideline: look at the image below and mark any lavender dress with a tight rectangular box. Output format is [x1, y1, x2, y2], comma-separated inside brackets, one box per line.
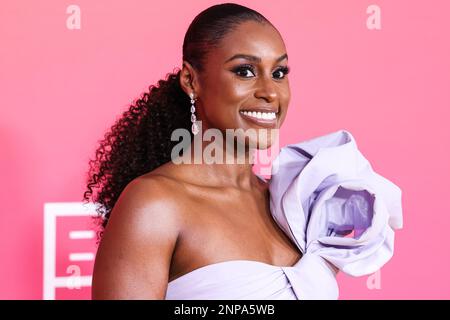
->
[165, 129, 403, 300]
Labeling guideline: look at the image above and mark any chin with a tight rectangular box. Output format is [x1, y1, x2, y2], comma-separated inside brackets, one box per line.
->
[224, 123, 280, 152]
[258, 127, 280, 149]
[254, 138, 273, 150]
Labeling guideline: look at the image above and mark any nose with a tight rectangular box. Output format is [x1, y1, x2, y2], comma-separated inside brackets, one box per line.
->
[254, 74, 277, 103]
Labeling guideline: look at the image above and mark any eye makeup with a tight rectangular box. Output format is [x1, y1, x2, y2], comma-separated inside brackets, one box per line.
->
[231, 64, 290, 79]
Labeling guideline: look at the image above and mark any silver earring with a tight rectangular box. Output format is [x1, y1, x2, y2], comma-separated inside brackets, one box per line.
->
[189, 92, 199, 135]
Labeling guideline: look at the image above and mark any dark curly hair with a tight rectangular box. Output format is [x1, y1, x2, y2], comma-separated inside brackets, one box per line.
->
[83, 3, 272, 241]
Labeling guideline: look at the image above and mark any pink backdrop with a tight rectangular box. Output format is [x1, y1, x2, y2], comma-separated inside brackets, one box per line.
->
[1, 0, 449, 299]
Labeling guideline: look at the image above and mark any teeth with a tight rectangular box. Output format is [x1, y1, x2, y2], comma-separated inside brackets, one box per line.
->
[240, 110, 277, 120]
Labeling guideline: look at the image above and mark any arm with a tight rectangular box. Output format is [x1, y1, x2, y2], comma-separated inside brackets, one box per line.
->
[91, 176, 181, 299]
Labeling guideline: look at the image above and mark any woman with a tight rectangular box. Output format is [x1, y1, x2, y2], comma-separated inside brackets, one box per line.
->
[85, 3, 402, 300]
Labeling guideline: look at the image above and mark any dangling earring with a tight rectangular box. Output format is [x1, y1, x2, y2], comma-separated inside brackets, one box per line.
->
[189, 92, 199, 135]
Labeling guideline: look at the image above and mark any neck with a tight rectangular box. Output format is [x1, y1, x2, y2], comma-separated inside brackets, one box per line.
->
[178, 134, 259, 190]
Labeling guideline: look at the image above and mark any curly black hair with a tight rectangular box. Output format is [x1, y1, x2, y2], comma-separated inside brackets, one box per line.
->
[83, 3, 271, 241]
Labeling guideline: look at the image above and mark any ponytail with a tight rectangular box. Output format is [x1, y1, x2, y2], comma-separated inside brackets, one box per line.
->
[83, 69, 191, 238]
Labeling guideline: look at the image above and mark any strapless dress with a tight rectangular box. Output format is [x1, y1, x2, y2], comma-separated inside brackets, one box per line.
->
[165, 129, 403, 299]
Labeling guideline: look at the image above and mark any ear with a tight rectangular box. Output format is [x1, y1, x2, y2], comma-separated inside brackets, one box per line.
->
[179, 60, 201, 98]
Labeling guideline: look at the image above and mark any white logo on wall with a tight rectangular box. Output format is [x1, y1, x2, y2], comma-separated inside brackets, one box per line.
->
[43, 202, 98, 300]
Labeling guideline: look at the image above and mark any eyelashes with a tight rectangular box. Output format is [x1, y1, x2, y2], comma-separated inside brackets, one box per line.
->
[274, 66, 290, 79]
[232, 64, 290, 79]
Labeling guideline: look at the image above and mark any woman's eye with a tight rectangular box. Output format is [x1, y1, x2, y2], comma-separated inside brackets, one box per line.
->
[232, 65, 290, 79]
[233, 66, 255, 78]
[273, 66, 290, 79]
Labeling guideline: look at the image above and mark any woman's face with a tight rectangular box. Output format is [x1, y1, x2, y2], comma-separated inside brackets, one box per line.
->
[182, 20, 291, 149]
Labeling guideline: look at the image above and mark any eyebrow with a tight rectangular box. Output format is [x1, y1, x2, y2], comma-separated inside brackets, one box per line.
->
[225, 53, 288, 64]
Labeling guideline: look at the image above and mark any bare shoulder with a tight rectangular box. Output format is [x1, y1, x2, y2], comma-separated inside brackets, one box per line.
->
[91, 172, 187, 299]
[109, 173, 187, 232]
[127, 171, 188, 208]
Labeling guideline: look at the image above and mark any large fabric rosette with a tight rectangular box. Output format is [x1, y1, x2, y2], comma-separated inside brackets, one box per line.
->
[269, 129, 403, 299]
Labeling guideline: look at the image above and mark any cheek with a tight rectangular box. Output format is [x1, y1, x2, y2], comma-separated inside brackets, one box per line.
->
[278, 84, 291, 125]
[280, 81, 291, 106]
[215, 74, 249, 102]
[202, 75, 249, 121]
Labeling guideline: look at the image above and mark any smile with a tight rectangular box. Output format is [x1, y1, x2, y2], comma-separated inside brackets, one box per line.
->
[239, 110, 277, 120]
[239, 109, 278, 128]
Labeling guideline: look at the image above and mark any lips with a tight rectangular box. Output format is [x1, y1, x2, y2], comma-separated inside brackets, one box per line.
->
[239, 108, 279, 128]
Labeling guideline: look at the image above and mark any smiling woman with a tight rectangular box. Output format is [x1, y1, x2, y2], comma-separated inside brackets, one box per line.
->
[84, 2, 402, 300]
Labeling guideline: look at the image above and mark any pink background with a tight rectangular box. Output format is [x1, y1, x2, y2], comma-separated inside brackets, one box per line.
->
[1, 0, 449, 299]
